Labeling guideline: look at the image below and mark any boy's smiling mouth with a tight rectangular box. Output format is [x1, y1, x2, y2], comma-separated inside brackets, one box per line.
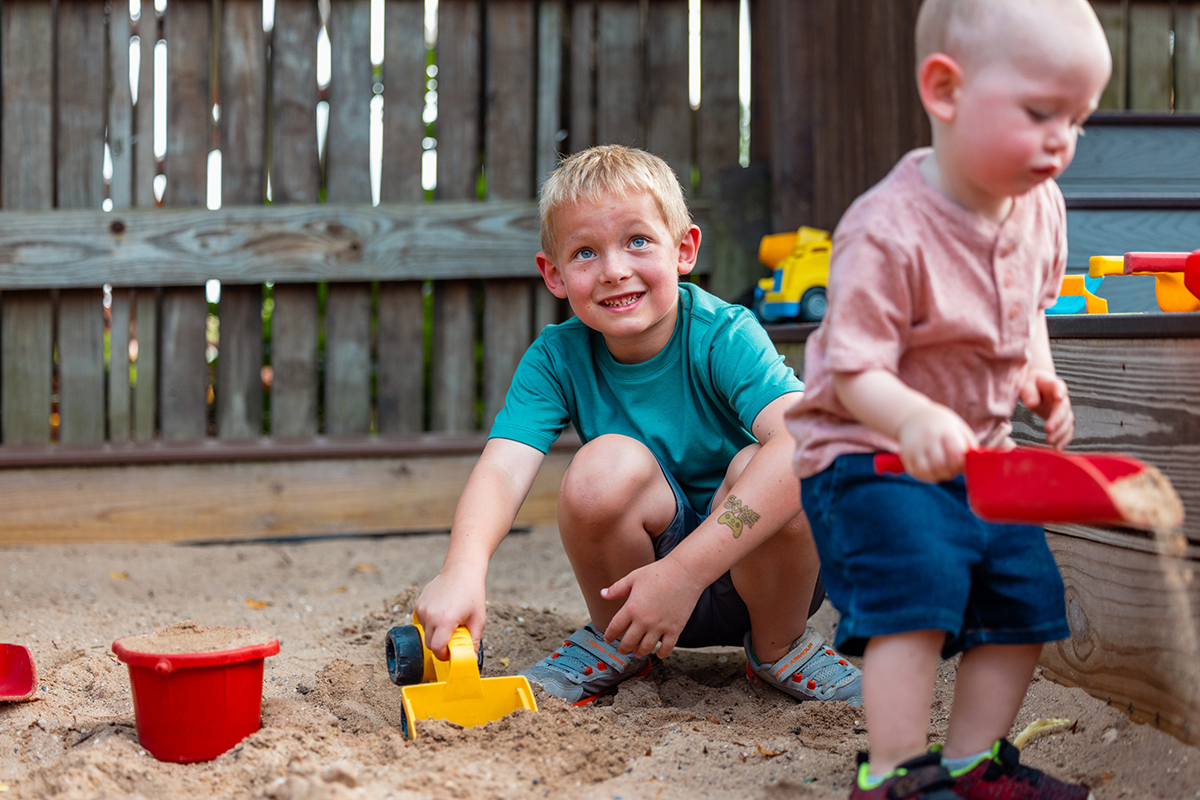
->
[600, 292, 644, 308]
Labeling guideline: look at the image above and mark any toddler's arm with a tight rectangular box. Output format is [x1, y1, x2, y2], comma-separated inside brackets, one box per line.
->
[834, 369, 977, 483]
[1020, 312, 1074, 449]
[414, 438, 544, 660]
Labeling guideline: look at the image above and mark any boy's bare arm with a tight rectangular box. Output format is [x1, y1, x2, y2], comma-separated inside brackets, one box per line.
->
[415, 437, 545, 659]
[834, 369, 977, 483]
[600, 392, 805, 658]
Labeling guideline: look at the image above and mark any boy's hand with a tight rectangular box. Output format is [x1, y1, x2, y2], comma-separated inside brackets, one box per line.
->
[599, 559, 706, 659]
[1021, 368, 1074, 450]
[897, 403, 978, 483]
[413, 565, 488, 662]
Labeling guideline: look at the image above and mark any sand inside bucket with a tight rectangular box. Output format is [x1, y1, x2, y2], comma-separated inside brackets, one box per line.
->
[118, 620, 276, 655]
[1107, 463, 1186, 531]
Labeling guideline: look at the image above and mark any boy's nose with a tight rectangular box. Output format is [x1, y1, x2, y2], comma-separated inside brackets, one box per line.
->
[599, 255, 632, 283]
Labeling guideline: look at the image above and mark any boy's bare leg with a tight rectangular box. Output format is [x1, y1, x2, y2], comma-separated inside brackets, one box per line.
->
[557, 434, 678, 630]
[862, 629, 944, 775]
[943, 643, 1041, 758]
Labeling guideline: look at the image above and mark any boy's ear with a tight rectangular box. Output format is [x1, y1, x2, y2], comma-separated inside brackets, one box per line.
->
[536, 252, 570, 299]
[917, 53, 962, 123]
[676, 225, 702, 276]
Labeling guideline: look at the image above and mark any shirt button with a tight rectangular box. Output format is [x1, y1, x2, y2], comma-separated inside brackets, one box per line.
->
[1008, 303, 1021, 320]
[1003, 273, 1016, 289]
[997, 242, 1014, 258]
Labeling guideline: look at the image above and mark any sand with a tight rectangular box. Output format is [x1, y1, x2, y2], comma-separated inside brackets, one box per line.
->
[2, 523, 1197, 799]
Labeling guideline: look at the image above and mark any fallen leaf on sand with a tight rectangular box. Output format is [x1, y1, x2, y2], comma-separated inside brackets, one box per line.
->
[354, 563, 376, 574]
[245, 598, 270, 609]
[109, 572, 129, 581]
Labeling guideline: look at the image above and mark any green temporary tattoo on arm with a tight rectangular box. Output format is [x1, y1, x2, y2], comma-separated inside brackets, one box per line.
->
[716, 494, 761, 539]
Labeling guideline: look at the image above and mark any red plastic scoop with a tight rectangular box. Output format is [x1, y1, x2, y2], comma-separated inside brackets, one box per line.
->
[0, 643, 37, 702]
[873, 447, 1184, 530]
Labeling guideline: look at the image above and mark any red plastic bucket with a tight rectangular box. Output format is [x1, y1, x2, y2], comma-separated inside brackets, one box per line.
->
[112, 629, 280, 763]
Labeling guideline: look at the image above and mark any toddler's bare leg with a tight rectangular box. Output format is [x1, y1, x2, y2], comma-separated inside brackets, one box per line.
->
[943, 643, 1041, 758]
[557, 434, 677, 630]
[862, 629, 944, 774]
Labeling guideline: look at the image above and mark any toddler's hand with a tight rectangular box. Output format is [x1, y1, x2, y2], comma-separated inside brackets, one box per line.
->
[1020, 369, 1074, 450]
[896, 403, 978, 483]
[414, 567, 487, 662]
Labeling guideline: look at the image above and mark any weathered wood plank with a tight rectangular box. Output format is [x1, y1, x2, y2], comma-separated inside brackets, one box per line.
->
[596, 0, 643, 148]
[1057, 122, 1200, 197]
[1041, 530, 1200, 745]
[377, 280, 425, 434]
[134, 9, 159, 207]
[568, 0, 596, 153]
[109, 288, 134, 441]
[108, 4, 135, 209]
[0, 450, 573, 544]
[430, 279, 476, 432]
[0, 293, 53, 445]
[220, 0, 267, 205]
[324, 282, 373, 435]
[536, 0, 564, 183]
[1092, 1, 1128, 110]
[164, 0, 211, 207]
[1127, 3, 1172, 111]
[483, 279, 533, 430]
[485, 0, 536, 200]
[216, 284, 264, 439]
[0, 202, 547, 286]
[327, 0, 374, 203]
[437, 0, 482, 200]
[270, 283, 319, 437]
[158, 287, 209, 440]
[645, 0, 691, 194]
[57, 0, 108, 210]
[133, 289, 159, 439]
[270, 0, 322, 204]
[697, 0, 739, 199]
[1065, 208, 1200, 272]
[1, 0, 54, 210]
[1177, 5, 1200, 112]
[57, 290, 107, 444]
[381, 0, 426, 203]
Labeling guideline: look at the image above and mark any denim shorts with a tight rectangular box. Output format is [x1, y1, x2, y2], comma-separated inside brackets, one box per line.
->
[652, 459, 825, 648]
[800, 453, 1070, 658]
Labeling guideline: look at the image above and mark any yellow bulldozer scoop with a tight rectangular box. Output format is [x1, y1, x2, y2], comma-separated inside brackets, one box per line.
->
[386, 619, 537, 739]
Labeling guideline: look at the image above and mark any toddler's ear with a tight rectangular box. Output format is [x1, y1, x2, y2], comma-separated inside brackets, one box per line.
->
[917, 52, 962, 122]
[536, 252, 569, 299]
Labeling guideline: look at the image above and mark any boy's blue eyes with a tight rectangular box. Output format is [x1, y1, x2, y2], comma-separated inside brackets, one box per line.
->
[574, 238, 649, 259]
[631, 237, 648, 248]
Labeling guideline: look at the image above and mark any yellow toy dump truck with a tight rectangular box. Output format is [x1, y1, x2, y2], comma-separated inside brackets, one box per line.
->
[752, 226, 832, 323]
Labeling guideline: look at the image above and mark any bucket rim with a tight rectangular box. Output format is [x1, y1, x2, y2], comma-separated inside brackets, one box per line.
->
[112, 629, 279, 669]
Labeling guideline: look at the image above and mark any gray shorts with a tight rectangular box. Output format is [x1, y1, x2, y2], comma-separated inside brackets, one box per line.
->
[651, 460, 824, 648]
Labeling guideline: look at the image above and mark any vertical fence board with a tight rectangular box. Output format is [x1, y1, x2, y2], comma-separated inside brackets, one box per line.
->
[596, 0, 643, 148]
[431, 280, 476, 432]
[270, 284, 319, 437]
[377, 280, 425, 434]
[483, 280, 533, 430]
[134, 10, 159, 206]
[437, 0, 482, 200]
[164, 0, 212, 207]
[381, 0, 426, 202]
[109, 289, 134, 441]
[0, 293, 52, 445]
[697, 0, 739, 198]
[569, 0, 595, 153]
[536, 0, 563, 184]
[220, 0, 267, 205]
[485, 0, 536, 200]
[217, 285, 264, 439]
[1093, 1, 1128, 110]
[1128, 3, 1172, 110]
[324, 283, 372, 434]
[327, 0, 373, 203]
[57, 290, 106, 444]
[645, 0, 690, 192]
[533, 288, 562, 334]
[58, 0, 108, 209]
[1, 0, 54, 208]
[159, 288, 208, 440]
[271, 0, 321, 203]
[109, 4, 134, 209]
[766, 0, 814, 230]
[1177, 5, 1200, 112]
[133, 289, 159, 439]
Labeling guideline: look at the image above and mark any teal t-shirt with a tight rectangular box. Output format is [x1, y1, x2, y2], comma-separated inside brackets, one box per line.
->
[488, 283, 803, 511]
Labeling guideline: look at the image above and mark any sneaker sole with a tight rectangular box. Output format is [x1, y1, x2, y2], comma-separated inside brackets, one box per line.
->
[571, 659, 652, 706]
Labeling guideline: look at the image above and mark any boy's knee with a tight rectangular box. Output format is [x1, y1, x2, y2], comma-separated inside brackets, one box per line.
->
[560, 435, 660, 515]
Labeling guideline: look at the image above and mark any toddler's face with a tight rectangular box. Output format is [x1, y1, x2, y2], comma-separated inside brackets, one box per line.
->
[536, 190, 698, 364]
[945, 42, 1110, 201]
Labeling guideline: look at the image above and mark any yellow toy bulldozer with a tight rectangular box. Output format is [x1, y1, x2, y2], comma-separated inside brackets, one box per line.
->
[752, 226, 832, 323]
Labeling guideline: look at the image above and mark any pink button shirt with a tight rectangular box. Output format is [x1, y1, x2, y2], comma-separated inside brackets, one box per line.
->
[787, 148, 1067, 478]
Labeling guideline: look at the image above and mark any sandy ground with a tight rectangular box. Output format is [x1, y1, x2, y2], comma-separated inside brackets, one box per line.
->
[1, 523, 1198, 799]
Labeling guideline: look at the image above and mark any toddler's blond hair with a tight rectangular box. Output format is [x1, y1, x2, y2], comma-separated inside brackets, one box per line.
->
[539, 145, 691, 257]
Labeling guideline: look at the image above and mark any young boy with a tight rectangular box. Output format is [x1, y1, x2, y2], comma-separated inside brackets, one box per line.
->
[415, 144, 861, 708]
[786, 1, 1111, 798]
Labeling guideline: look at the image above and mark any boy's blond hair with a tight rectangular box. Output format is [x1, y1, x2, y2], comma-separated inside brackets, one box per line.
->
[538, 145, 692, 257]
